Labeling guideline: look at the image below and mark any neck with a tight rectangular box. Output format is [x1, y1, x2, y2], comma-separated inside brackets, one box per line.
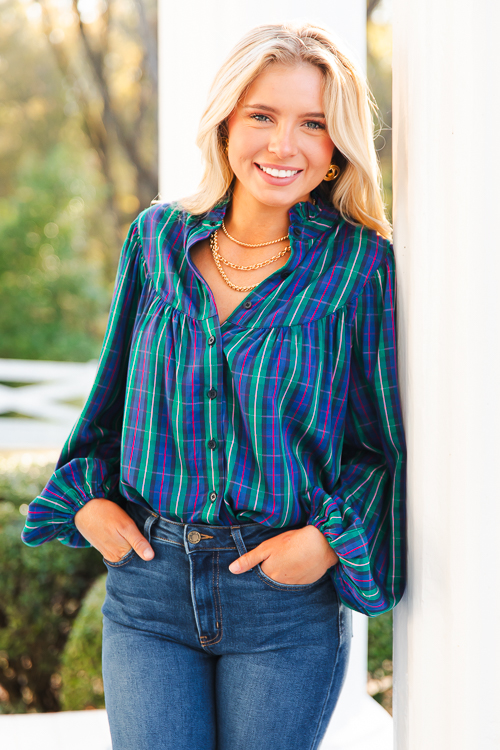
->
[223, 182, 310, 245]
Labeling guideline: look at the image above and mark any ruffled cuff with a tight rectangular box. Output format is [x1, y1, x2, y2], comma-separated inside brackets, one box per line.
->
[307, 487, 390, 616]
[21, 458, 124, 548]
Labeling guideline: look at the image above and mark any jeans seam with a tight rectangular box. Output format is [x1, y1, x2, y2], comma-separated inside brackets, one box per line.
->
[193, 546, 236, 551]
[151, 536, 184, 547]
[199, 551, 223, 647]
[256, 567, 328, 591]
[308, 604, 345, 750]
[103, 549, 135, 567]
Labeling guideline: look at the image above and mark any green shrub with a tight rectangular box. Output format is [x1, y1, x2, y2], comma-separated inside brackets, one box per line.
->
[0, 455, 55, 510]
[0, 502, 103, 713]
[59, 574, 107, 710]
[367, 610, 393, 713]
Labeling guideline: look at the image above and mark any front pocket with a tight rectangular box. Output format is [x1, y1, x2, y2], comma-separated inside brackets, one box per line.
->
[103, 547, 136, 568]
[256, 563, 329, 591]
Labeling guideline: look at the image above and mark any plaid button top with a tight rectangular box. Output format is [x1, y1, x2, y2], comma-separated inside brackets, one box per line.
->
[21, 188, 406, 615]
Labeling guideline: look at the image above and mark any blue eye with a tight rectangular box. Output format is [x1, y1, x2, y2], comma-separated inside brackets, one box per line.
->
[250, 114, 271, 122]
[305, 121, 326, 130]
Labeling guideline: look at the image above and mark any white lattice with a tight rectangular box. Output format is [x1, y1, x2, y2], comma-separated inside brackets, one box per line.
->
[0, 358, 98, 450]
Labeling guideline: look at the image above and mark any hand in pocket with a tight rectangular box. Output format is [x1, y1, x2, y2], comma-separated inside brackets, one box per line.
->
[74, 497, 155, 563]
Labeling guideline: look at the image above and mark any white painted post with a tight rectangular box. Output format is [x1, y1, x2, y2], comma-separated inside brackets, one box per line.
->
[158, 3, 393, 748]
[393, 1, 500, 748]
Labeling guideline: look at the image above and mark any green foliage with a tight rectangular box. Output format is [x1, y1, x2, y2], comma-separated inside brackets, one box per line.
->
[0, 0, 157, 363]
[368, 610, 392, 673]
[0, 500, 103, 713]
[0, 457, 54, 510]
[59, 574, 106, 711]
[0, 146, 111, 361]
[368, 610, 393, 713]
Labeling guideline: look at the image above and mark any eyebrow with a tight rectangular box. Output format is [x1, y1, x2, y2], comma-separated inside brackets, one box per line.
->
[242, 104, 326, 118]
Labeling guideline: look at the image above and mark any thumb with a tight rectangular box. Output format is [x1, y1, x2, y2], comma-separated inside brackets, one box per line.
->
[121, 523, 155, 561]
[229, 547, 269, 574]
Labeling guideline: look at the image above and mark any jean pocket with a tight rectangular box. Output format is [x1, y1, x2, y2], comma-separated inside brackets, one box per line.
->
[103, 547, 136, 568]
[256, 563, 330, 591]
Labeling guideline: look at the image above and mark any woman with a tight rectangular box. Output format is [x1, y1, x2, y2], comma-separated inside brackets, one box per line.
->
[22, 21, 406, 750]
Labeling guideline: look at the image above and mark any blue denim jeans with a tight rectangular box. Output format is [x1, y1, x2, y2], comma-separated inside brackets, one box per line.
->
[101, 501, 352, 750]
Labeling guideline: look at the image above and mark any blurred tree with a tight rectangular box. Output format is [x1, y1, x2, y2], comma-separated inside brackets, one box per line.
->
[0, 0, 157, 361]
[39, 0, 158, 236]
[367, 0, 393, 222]
[0, 145, 111, 359]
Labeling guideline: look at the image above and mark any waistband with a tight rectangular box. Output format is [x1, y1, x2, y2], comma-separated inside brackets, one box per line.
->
[125, 500, 304, 553]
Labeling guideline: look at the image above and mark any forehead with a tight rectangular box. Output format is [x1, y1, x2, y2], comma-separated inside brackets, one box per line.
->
[240, 63, 325, 110]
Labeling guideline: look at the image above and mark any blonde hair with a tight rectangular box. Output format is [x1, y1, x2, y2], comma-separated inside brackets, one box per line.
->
[178, 21, 392, 240]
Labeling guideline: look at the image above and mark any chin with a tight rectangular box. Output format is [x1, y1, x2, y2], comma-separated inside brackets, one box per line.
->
[251, 186, 310, 209]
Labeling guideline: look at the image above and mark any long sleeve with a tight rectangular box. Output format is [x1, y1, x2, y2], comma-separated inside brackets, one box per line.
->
[308, 246, 407, 616]
[21, 219, 146, 548]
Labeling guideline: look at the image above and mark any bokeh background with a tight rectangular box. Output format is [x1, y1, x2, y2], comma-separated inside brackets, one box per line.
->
[0, 0, 393, 716]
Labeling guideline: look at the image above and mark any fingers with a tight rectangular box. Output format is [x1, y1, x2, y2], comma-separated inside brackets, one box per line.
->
[119, 520, 155, 561]
[228, 546, 269, 574]
[74, 498, 155, 562]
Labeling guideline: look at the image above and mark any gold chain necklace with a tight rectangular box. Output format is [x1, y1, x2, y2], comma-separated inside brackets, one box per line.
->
[221, 219, 289, 247]
[210, 230, 290, 291]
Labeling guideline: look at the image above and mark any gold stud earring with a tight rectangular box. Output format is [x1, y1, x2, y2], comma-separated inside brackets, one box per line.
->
[324, 164, 340, 181]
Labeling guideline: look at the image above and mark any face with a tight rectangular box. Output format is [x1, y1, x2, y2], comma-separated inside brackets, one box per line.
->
[226, 63, 335, 210]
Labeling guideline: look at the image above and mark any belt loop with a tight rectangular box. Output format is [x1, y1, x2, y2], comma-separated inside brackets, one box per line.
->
[230, 527, 254, 570]
[143, 512, 158, 543]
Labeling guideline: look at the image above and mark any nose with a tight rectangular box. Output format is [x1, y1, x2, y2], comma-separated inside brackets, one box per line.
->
[267, 123, 298, 160]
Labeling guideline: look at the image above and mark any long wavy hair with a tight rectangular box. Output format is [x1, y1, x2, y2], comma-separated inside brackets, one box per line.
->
[177, 21, 391, 240]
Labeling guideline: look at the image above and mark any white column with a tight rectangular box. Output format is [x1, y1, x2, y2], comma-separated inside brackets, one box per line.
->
[158, 3, 393, 749]
[393, 1, 500, 748]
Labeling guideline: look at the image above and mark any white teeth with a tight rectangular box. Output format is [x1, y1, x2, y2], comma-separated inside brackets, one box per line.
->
[258, 165, 299, 178]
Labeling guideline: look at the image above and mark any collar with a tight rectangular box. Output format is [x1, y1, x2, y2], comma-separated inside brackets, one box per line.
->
[185, 185, 340, 240]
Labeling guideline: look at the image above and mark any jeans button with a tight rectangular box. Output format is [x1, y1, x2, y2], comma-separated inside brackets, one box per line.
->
[187, 530, 201, 543]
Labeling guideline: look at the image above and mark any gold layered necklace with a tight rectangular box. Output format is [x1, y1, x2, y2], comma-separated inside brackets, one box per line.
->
[210, 220, 291, 292]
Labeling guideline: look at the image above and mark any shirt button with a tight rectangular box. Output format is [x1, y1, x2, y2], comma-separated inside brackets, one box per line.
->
[207, 438, 217, 449]
[292, 227, 301, 237]
[281, 271, 291, 280]
[209, 491, 217, 502]
[243, 300, 252, 309]
[207, 388, 217, 399]
[187, 530, 201, 544]
[208, 335, 216, 346]
[209, 220, 218, 226]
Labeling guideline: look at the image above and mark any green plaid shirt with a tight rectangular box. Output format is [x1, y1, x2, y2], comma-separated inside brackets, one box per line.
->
[22, 190, 406, 615]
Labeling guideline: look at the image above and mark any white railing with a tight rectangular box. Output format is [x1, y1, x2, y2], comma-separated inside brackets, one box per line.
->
[0, 358, 97, 451]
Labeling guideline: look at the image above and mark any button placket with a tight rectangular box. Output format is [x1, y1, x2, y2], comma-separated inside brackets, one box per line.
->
[203, 318, 226, 521]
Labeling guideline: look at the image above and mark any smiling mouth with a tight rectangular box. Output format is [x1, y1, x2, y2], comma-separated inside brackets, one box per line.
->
[256, 163, 302, 178]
